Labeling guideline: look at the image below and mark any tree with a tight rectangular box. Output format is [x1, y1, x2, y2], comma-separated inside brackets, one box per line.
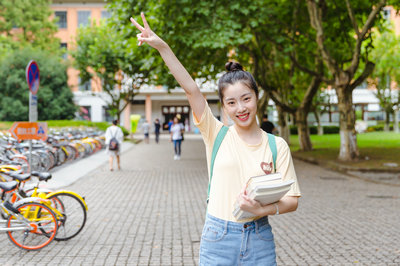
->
[110, 0, 324, 150]
[0, 47, 76, 121]
[306, 0, 400, 160]
[370, 27, 400, 132]
[72, 20, 154, 120]
[0, 0, 59, 53]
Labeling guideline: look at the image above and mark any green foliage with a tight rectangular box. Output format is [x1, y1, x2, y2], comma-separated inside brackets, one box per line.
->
[0, 0, 59, 54]
[290, 125, 339, 135]
[71, 20, 147, 119]
[370, 25, 400, 116]
[0, 47, 76, 121]
[46, 120, 129, 136]
[366, 124, 399, 132]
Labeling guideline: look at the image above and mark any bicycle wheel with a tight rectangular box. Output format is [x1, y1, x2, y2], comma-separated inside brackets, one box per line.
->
[7, 202, 58, 250]
[47, 193, 87, 241]
[56, 148, 67, 166]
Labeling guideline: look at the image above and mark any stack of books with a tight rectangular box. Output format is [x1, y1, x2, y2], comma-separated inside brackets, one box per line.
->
[232, 172, 294, 220]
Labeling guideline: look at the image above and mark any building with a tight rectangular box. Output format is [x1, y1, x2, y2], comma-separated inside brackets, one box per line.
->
[51, 0, 223, 132]
[50, 1, 399, 132]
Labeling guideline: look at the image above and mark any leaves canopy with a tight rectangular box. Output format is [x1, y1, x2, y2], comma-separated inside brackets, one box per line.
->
[0, 47, 76, 121]
[72, 19, 155, 118]
[0, 0, 59, 53]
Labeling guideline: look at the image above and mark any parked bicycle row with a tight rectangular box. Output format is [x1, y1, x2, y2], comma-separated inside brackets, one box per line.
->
[0, 166, 87, 250]
[0, 128, 106, 173]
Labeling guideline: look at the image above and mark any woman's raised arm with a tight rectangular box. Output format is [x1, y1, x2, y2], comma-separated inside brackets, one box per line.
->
[130, 13, 205, 121]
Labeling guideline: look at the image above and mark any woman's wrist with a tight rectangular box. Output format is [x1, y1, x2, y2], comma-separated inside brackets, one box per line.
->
[157, 41, 170, 53]
[260, 203, 278, 216]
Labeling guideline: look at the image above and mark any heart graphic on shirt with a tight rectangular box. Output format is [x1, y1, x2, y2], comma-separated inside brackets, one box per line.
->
[260, 162, 273, 175]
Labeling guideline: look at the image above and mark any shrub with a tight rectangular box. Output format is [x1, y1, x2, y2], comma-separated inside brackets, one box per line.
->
[290, 125, 339, 135]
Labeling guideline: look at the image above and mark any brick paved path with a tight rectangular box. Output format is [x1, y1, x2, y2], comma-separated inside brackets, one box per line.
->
[0, 138, 399, 265]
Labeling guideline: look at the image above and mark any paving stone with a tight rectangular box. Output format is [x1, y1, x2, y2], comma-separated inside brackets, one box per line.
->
[0, 138, 399, 265]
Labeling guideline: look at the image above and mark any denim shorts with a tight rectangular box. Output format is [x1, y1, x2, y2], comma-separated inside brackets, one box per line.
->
[199, 214, 276, 266]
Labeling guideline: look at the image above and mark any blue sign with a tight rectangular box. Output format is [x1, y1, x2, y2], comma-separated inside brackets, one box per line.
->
[37, 126, 45, 135]
[26, 60, 40, 95]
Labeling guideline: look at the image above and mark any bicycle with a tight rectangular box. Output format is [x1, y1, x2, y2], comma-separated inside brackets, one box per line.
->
[0, 181, 58, 250]
[4, 171, 88, 241]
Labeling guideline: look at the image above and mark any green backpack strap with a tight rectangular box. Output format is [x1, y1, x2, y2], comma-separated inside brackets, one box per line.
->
[207, 125, 229, 204]
[267, 133, 277, 172]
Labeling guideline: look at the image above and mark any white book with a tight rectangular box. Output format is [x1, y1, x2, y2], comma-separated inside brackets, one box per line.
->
[233, 176, 294, 220]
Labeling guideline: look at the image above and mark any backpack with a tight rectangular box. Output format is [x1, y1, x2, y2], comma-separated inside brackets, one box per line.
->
[108, 128, 119, 151]
[207, 126, 277, 204]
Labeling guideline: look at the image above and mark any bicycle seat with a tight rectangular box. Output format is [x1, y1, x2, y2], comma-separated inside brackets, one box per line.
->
[31, 171, 52, 181]
[8, 173, 31, 182]
[0, 181, 18, 192]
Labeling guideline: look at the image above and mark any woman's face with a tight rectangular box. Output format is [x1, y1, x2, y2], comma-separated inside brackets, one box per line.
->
[173, 117, 179, 123]
[222, 82, 258, 129]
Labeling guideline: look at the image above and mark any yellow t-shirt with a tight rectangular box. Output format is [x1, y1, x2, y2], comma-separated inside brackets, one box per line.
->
[194, 103, 301, 222]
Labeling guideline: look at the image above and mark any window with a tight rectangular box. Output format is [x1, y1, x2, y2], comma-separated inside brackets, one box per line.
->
[79, 106, 91, 121]
[78, 11, 91, 27]
[78, 77, 91, 91]
[55, 11, 67, 29]
[101, 10, 111, 20]
[60, 43, 67, 60]
[103, 107, 113, 122]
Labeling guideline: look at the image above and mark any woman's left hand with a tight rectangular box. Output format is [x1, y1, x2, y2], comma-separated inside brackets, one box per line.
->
[236, 186, 264, 216]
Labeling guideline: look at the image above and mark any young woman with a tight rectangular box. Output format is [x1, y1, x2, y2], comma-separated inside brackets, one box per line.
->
[105, 119, 124, 171]
[170, 116, 184, 160]
[131, 13, 301, 265]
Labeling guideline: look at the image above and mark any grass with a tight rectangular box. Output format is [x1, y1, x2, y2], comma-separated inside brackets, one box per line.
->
[289, 132, 400, 170]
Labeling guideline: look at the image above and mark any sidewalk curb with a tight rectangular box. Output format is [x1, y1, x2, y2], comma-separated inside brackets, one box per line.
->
[44, 141, 135, 189]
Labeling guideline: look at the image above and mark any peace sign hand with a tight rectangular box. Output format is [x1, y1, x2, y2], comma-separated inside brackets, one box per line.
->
[130, 12, 166, 50]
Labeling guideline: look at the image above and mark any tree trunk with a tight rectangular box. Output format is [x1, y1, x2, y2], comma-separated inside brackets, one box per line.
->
[314, 110, 324, 135]
[295, 109, 313, 151]
[276, 105, 290, 144]
[394, 108, 399, 133]
[257, 91, 270, 124]
[336, 87, 359, 161]
[384, 110, 390, 132]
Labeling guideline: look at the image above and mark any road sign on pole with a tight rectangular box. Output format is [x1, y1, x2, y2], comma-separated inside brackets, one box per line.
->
[26, 60, 40, 123]
[9, 122, 48, 141]
[26, 60, 40, 96]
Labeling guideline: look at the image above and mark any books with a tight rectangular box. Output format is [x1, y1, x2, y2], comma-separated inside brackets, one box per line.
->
[232, 172, 294, 220]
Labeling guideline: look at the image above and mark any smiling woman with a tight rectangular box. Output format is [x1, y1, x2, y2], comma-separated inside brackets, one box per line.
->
[130, 12, 301, 266]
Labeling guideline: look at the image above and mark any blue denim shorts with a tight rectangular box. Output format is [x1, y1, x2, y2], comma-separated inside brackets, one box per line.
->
[199, 214, 276, 266]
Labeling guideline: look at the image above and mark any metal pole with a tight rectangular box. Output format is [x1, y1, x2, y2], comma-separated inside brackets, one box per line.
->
[29, 91, 32, 173]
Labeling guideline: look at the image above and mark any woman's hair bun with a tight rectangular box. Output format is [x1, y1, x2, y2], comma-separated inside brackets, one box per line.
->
[225, 61, 243, 72]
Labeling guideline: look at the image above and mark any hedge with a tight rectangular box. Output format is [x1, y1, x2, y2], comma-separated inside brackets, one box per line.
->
[366, 124, 397, 132]
[1, 120, 130, 136]
[290, 125, 340, 135]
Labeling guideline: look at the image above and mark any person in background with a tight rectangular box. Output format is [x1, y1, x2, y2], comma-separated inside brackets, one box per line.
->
[167, 118, 173, 132]
[154, 118, 161, 143]
[105, 119, 124, 171]
[142, 119, 150, 144]
[260, 114, 276, 134]
[170, 116, 184, 160]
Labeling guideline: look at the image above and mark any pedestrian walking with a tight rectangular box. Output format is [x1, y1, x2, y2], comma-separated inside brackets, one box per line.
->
[260, 114, 276, 134]
[142, 119, 150, 144]
[105, 119, 124, 171]
[167, 118, 173, 132]
[131, 13, 301, 265]
[154, 118, 161, 143]
[170, 116, 184, 160]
